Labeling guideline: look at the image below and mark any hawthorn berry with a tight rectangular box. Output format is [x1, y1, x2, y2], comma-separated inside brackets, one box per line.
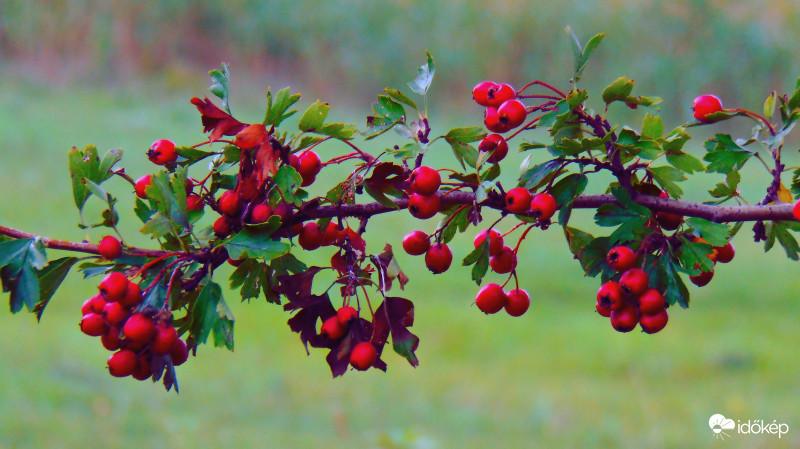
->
[99, 272, 129, 302]
[595, 300, 612, 318]
[250, 203, 273, 224]
[80, 313, 108, 337]
[337, 306, 358, 326]
[640, 309, 669, 334]
[298, 222, 324, 250]
[273, 202, 294, 224]
[472, 81, 497, 106]
[505, 188, 532, 214]
[123, 313, 156, 344]
[530, 193, 557, 221]
[291, 150, 322, 187]
[638, 289, 666, 315]
[98, 236, 122, 260]
[715, 242, 735, 264]
[186, 193, 203, 212]
[486, 83, 516, 108]
[692, 95, 724, 123]
[597, 281, 624, 311]
[475, 283, 508, 314]
[505, 289, 530, 317]
[484, 107, 512, 134]
[408, 193, 440, 219]
[655, 191, 683, 230]
[321, 316, 346, 340]
[478, 133, 509, 163]
[402, 230, 430, 256]
[474, 229, 504, 257]
[148, 139, 177, 165]
[108, 350, 138, 377]
[619, 268, 649, 296]
[610, 303, 639, 333]
[218, 191, 242, 216]
[497, 99, 527, 129]
[88, 293, 107, 314]
[81, 299, 93, 315]
[793, 199, 800, 222]
[350, 342, 378, 371]
[171, 339, 189, 366]
[134, 175, 152, 199]
[132, 355, 152, 381]
[409, 166, 441, 195]
[690, 269, 714, 287]
[152, 323, 179, 354]
[101, 327, 122, 351]
[489, 246, 517, 274]
[213, 216, 231, 238]
[606, 246, 636, 272]
[103, 301, 129, 326]
[425, 243, 452, 274]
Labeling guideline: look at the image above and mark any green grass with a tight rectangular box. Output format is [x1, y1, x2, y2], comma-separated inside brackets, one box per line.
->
[2, 77, 800, 449]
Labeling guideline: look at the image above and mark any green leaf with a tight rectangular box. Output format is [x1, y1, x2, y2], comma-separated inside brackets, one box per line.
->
[641, 114, 663, 139]
[273, 165, 304, 205]
[213, 298, 235, 350]
[384, 88, 418, 109]
[0, 239, 34, 267]
[10, 264, 39, 313]
[407, 51, 435, 96]
[263, 87, 301, 127]
[676, 235, 715, 274]
[610, 186, 651, 216]
[662, 127, 691, 153]
[569, 29, 605, 82]
[298, 100, 330, 132]
[208, 64, 232, 114]
[602, 77, 635, 104]
[176, 146, 216, 165]
[365, 96, 407, 140]
[140, 212, 173, 238]
[226, 217, 289, 260]
[648, 166, 686, 198]
[766, 221, 800, 260]
[566, 89, 589, 109]
[444, 127, 486, 145]
[764, 91, 777, 120]
[317, 122, 358, 140]
[462, 240, 489, 285]
[34, 257, 79, 321]
[68, 145, 101, 211]
[189, 280, 234, 349]
[686, 218, 730, 246]
[703, 134, 752, 174]
[666, 152, 705, 174]
[550, 173, 588, 227]
[564, 227, 601, 275]
[658, 257, 690, 308]
[98, 149, 123, 179]
[520, 160, 562, 190]
[709, 169, 741, 198]
[439, 206, 470, 244]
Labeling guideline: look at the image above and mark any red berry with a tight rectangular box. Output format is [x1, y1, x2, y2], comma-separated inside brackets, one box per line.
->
[402, 230, 430, 256]
[88, 293, 107, 314]
[595, 300, 612, 317]
[597, 281, 624, 311]
[486, 83, 516, 107]
[489, 246, 517, 274]
[484, 107, 512, 133]
[640, 308, 669, 334]
[98, 236, 122, 260]
[478, 133, 509, 163]
[530, 193, 557, 221]
[99, 272, 129, 302]
[250, 203, 273, 224]
[408, 193, 440, 219]
[497, 99, 527, 129]
[298, 222, 324, 250]
[337, 306, 358, 326]
[123, 313, 156, 344]
[409, 166, 441, 195]
[505, 289, 530, 317]
[186, 193, 203, 212]
[472, 81, 498, 106]
[715, 242, 735, 264]
[793, 199, 800, 222]
[213, 216, 231, 238]
[171, 339, 189, 366]
[655, 191, 683, 230]
[218, 191, 241, 216]
[134, 175, 152, 200]
[291, 151, 322, 187]
[148, 139, 177, 165]
[101, 326, 122, 351]
[119, 282, 143, 308]
[80, 313, 108, 337]
[103, 301, 129, 326]
[505, 188, 532, 214]
[350, 342, 377, 371]
[152, 323, 179, 354]
[108, 350, 138, 377]
[638, 289, 666, 315]
[692, 95, 723, 123]
[610, 303, 639, 333]
[132, 355, 152, 381]
[690, 268, 714, 287]
[320, 316, 346, 340]
[620, 268, 649, 296]
[81, 299, 93, 315]
[273, 202, 294, 224]
[473, 229, 504, 257]
[425, 243, 452, 274]
[475, 283, 508, 314]
[606, 246, 637, 272]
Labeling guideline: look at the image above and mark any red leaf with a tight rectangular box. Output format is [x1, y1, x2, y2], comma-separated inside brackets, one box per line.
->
[372, 297, 419, 367]
[190, 97, 246, 141]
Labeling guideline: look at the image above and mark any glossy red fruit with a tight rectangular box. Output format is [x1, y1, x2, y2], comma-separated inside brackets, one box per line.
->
[298, 222, 324, 250]
[99, 272, 129, 302]
[497, 99, 527, 129]
[486, 83, 516, 108]
[148, 139, 177, 165]
[152, 323, 179, 354]
[337, 306, 358, 326]
[475, 283, 508, 314]
[505, 289, 530, 317]
[250, 203, 273, 224]
[425, 243, 452, 274]
[640, 308, 669, 334]
[638, 289, 666, 315]
[690, 269, 714, 287]
[320, 316, 346, 340]
[409, 166, 441, 195]
[408, 193, 440, 219]
[597, 281, 624, 311]
[472, 81, 497, 106]
[213, 216, 231, 238]
[610, 303, 639, 333]
[101, 326, 122, 351]
[171, 339, 189, 366]
[88, 293, 107, 314]
[132, 355, 152, 381]
[186, 193, 203, 212]
[273, 202, 294, 224]
[793, 200, 800, 222]
[607, 246, 636, 272]
[478, 133, 509, 163]
[620, 268, 649, 296]
[81, 299, 93, 315]
[218, 191, 241, 216]
[119, 282, 142, 308]
[298, 151, 322, 176]
[98, 236, 122, 260]
[489, 246, 517, 274]
[134, 175, 152, 199]
[402, 230, 430, 256]
[103, 301, 129, 326]
[715, 242, 735, 264]
[595, 300, 612, 317]
[530, 193, 557, 221]
[505, 188, 532, 214]
[108, 350, 138, 377]
[484, 107, 512, 133]
[474, 229, 504, 257]
[692, 95, 723, 123]
[655, 191, 683, 230]
[350, 342, 377, 371]
[123, 313, 156, 344]
[80, 313, 108, 337]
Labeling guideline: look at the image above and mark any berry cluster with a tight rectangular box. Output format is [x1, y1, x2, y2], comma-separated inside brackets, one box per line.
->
[475, 283, 530, 317]
[688, 237, 735, 287]
[80, 272, 188, 380]
[407, 165, 442, 219]
[319, 306, 378, 371]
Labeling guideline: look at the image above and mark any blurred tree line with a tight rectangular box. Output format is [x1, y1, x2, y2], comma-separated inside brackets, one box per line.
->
[1, 0, 799, 121]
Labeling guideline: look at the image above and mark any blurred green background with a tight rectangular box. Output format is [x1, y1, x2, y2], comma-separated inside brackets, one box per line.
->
[2, 1, 800, 448]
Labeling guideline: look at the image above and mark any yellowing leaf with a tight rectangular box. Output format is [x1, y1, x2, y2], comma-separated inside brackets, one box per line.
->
[776, 182, 793, 204]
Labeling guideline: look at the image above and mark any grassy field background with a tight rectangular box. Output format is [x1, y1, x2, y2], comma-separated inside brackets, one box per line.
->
[1, 67, 800, 449]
